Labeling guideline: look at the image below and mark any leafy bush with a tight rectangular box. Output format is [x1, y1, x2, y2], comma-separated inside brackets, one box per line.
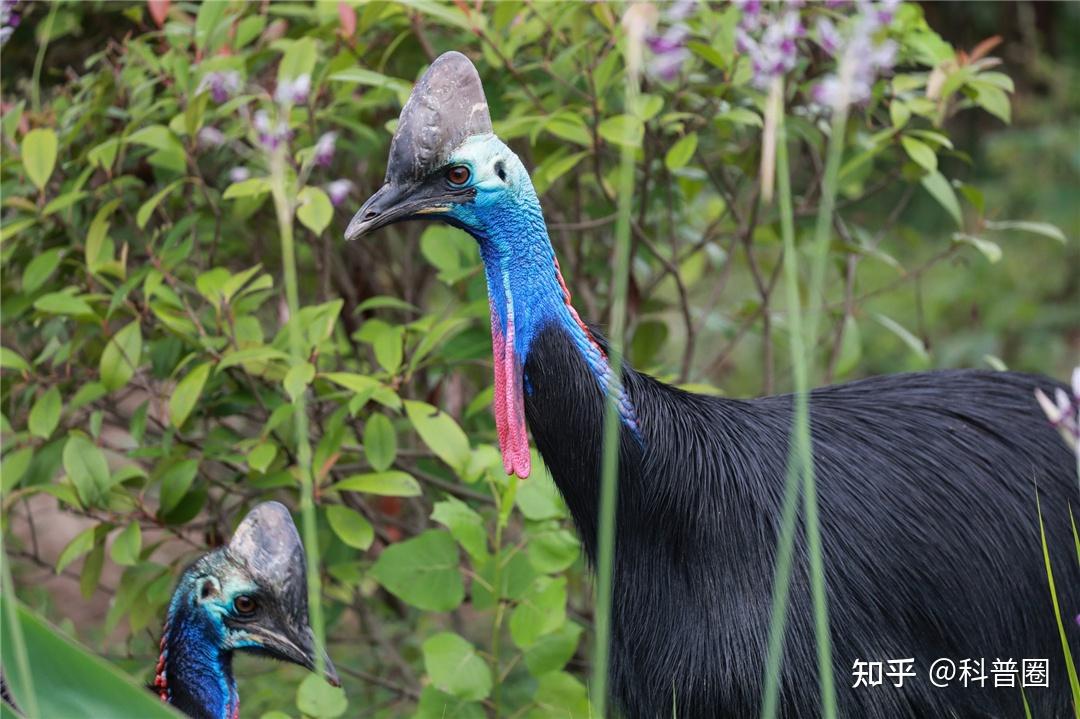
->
[0, 1, 1073, 717]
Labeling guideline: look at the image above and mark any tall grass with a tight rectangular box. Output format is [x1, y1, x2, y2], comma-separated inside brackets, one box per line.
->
[590, 10, 645, 715]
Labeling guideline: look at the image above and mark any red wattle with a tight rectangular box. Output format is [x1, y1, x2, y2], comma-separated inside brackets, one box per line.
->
[490, 305, 531, 478]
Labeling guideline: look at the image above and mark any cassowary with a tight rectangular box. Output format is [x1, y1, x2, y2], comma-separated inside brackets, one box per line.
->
[345, 51, 1079, 718]
[153, 502, 338, 719]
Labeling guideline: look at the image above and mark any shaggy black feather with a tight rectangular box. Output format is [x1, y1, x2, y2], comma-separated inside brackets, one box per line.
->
[524, 322, 1079, 718]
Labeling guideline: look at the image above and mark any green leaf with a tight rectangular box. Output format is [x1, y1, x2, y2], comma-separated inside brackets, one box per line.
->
[99, 322, 143, 391]
[136, 180, 183, 229]
[22, 128, 58, 191]
[0, 347, 30, 373]
[325, 504, 374, 550]
[34, 291, 94, 316]
[169, 362, 211, 428]
[247, 442, 277, 473]
[952, 233, 1002, 263]
[297, 186, 333, 235]
[833, 315, 861, 379]
[432, 498, 488, 561]
[1, 447, 34, 492]
[29, 386, 62, 439]
[278, 36, 317, 84]
[527, 671, 589, 719]
[523, 621, 583, 676]
[900, 136, 937, 172]
[284, 362, 315, 402]
[369, 530, 463, 611]
[984, 220, 1067, 243]
[111, 523, 142, 566]
[664, 132, 698, 171]
[919, 171, 962, 227]
[515, 469, 566, 521]
[598, 114, 644, 148]
[223, 178, 272, 199]
[22, 248, 63, 293]
[970, 80, 1011, 124]
[422, 632, 492, 701]
[330, 471, 420, 497]
[509, 576, 567, 648]
[404, 400, 470, 475]
[328, 68, 411, 102]
[873, 313, 930, 363]
[56, 526, 97, 574]
[414, 687, 484, 719]
[158, 459, 199, 515]
[63, 436, 111, 507]
[0, 600, 180, 718]
[527, 528, 579, 573]
[363, 414, 397, 472]
[296, 674, 347, 719]
[195, 0, 228, 53]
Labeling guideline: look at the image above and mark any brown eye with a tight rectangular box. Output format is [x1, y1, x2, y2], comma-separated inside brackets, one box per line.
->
[233, 595, 257, 615]
[447, 165, 470, 185]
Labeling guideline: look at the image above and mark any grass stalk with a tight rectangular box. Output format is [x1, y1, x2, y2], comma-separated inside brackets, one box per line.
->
[1, 550, 38, 718]
[269, 144, 328, 679]
[591, 12, 643, 715]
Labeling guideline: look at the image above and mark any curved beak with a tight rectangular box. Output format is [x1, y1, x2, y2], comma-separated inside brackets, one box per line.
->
[344, 180, 463, 241]
[251, 625, 341, 687]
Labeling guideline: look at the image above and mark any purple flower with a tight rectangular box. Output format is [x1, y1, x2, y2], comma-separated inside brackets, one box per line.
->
[666, 0, 699, 21]
[275, 74, 311, 106]
[197, 71, 241, 104]
[314, 132, 337, 167]
[229, 166, 251, 183]
[197, 126, 225, 148]
[810, 2, 900, 112]
[647, 25, 689, 55]
[816, 18, 842, 56]
[326, 179, 354, 207]
[0, 0, 18, 47]
[253, 109, 292, 150]
[1034, 367, 1080, 453]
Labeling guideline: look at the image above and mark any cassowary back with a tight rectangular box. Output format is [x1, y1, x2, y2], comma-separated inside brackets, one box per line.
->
[524, 323, 1079, 718]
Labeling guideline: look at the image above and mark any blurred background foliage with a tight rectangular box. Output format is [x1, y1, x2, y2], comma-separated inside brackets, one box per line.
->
[0, 1, 1076, 717]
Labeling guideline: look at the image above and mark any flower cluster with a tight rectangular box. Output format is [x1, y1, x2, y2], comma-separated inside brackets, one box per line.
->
[197, 71, 241, 104]
[253, 109, 292, 150]
[0, 0, 19, 47]
[735, 0, 806, 90]
[325, 179, 354, 207]
[811, 0, 900, 109]
[644, 0, 698, 81]
[1034, 367, 1080, 454]
[275, 74, 311, 106]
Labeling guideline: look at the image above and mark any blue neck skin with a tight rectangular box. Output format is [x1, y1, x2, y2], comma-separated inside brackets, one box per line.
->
[161, 581, 237, 719]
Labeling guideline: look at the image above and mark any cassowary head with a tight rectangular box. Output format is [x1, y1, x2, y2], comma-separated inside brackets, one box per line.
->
[159, 502, 338, 717]
[345, 51, 535, 243]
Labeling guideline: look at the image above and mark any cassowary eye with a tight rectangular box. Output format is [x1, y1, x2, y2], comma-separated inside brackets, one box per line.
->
[233, 595, 257, 616]
[447, 165, 470, 185]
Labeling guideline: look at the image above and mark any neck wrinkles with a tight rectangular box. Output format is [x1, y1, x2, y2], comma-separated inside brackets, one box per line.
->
[160, 600, 237, 719]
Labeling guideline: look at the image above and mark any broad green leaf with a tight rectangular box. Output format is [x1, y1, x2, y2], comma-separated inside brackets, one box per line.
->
[99, 322, 143, 391]
[970, 80, 1011, 124]
[81, 543, 105, 600]
[510, 576, 567, 648]
[432, 498, 488, 561]
[223, 178, 271, 199]
[56, 526, 97, 574]
[34, 291, 94, 316]
[22, 248, 63, 293]
[371, 324, 404, 374]
[523, 621, 583, 676]
[1, 447, 34, 492]
[404, 400, 470, 474]
[110, 523, 142, 566]
[195, 0, 228, 53]
[325, 504, 374, 550]
[296, 674, 347, 719]
[598, 114, 644, 148]
[953, 233, 1002, 263]
[297, 186, 333, 235]
[284, 362, 315, 401]
[369, 530, 463, 611]
[363, 414, 396, 472]
[0, 600, 180, 718]
[515, 469, 567, 521]
[169, 362, 211, 428]
[63, 435, 111, 506]
[527, 527, 579, 573]
[413, 687, 484, 719]
[278, 36, 317, 84]
[247, 442, 277, 473]
[0, 347, 30, 373]
[329, 471, 420, 497]
[527, 671, 589, 719]
[217, 346, 291, 371]
[664, 132, 698, 171]
[422, 632, 492, 701]
[984, 220, 1067, 243]
[900, 136, 937, 172]
[328, 68, 411, 103]
[919, 171, 962, 227]
[158, 459, 199, 515]
[29, 386, 62, 439]
[22, 128, 58, 190]
[136, 180, 183, 229]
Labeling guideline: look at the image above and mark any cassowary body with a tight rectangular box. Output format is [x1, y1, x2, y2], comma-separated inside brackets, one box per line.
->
[347, 52, 1079, 717]
[155, 502, 338, 719]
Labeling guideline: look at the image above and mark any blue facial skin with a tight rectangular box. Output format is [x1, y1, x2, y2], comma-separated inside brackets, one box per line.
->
[441, 135, 639, 433]
[160, 563, 258, 719]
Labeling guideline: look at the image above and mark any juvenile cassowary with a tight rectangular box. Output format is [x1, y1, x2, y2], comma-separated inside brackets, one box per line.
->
[153, 502, 338, 719]
[346, 52, 1079, 718]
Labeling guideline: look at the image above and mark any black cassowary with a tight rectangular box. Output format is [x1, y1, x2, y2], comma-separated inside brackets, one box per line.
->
[345, 51, 1079, 718]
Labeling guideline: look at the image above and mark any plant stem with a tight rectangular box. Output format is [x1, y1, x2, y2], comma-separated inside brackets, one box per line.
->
[591, 10, 643, 715]
[269, 145, 328, 679]
[31, 1, 60, 114]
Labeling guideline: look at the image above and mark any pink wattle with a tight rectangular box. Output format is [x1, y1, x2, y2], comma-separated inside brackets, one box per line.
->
[491, 306, 531, 478]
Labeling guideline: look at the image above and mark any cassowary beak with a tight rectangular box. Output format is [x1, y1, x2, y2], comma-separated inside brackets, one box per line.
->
[227, 502, 341, 687]
[343, 50, 491, 242]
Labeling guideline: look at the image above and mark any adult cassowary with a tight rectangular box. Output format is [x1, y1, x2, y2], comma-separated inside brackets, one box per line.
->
[345, 52, 1078, 718]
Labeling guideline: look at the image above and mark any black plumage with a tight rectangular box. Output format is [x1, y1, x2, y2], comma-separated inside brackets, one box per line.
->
[526, 323, 1078, 718]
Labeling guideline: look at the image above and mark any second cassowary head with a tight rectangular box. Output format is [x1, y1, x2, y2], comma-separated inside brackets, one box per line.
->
[344, 51, 535, 244]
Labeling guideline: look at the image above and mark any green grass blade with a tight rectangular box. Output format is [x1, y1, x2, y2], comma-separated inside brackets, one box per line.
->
[1036, 492, 1080, 716]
